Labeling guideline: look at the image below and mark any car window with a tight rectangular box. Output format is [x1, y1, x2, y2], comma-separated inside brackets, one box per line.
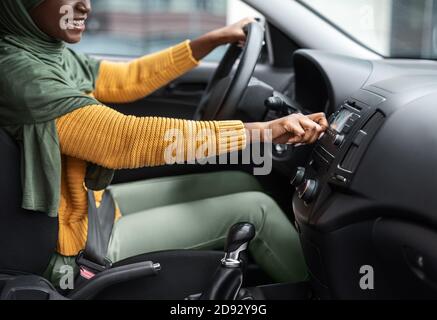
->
[72, 0, 262, 62]
[299, 0, 437, 59]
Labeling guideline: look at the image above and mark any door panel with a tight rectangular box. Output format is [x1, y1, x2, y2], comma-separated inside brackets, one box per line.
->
[109, 62, 216, 119]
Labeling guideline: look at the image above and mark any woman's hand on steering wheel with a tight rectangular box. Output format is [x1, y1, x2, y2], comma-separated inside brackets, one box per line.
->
[213, 17, 257, 47]
[190, 17, 255, 61]
[245, 113, 329, 145]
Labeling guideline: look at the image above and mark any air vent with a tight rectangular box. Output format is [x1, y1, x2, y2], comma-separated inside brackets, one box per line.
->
[341, 144, 360, 172]
[341, 112, 385, 172]
[363, 111, 385, 132]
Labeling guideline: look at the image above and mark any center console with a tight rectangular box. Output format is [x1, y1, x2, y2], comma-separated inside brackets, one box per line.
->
[292, 91, 386, 223]
[290, 89, 390, 299]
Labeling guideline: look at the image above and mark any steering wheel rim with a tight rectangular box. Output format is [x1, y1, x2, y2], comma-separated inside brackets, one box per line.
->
[193, 21, 265, 121]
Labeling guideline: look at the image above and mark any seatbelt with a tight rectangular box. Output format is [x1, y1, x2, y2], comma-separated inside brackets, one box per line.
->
[76, 189, 115, 280]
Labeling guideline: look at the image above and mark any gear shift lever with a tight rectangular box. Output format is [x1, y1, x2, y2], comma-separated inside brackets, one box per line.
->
[200, 223, 256, 300]
[222, 223, 256, 268]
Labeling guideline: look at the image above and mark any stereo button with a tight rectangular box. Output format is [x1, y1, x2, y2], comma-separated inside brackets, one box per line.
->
[297, 179, 319, 203]
[291, 167, 306, 187]
[342, 124, 353, 134]
[351, 114, 360, 121]
[334, 134, 345, 146]
[333, 175, 348, 183]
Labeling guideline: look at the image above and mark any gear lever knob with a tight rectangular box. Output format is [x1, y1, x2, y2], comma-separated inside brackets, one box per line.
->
[222, 223, 256, 268]
[197, 223, 256, 300]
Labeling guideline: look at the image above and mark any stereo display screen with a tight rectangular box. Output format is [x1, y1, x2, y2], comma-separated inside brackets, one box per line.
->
[331, 109, 353, 133]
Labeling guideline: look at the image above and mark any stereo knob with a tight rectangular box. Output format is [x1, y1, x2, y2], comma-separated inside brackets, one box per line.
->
[297, 179, 319, 203]
[291, 167, 306, 187]
[334, 134, 345, 146]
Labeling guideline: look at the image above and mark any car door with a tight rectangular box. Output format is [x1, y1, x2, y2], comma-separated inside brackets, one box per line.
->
[106, 63, 217, 120]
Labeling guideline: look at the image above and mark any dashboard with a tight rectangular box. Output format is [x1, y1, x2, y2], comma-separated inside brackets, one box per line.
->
[289, 49, 437, 299]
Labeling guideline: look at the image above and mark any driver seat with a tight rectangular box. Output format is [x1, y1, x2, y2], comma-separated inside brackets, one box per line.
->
[0, 128, 58, 276]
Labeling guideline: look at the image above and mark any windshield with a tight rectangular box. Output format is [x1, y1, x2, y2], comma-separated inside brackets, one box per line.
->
[299, 0, 437, 59]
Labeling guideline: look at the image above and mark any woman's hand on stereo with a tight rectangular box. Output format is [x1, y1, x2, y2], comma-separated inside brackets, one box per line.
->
[271, 112, 328, 145]
[245, 113, 328, 145]
[307, 112, 329, 140]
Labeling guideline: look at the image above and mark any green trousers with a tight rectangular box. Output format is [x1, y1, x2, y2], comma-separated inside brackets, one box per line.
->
[45, 171, 307, 286]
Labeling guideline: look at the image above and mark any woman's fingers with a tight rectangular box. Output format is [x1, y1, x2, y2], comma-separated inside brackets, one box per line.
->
[308, 112, 329, 130]
[230, 17, 256, 43]
[238, 17, 257, 28]
[297, 115, 322, 144]
[288, 136, 304, 145]
[283, 118, 305, 141]
[306, 112, 329, 142]
[269, 112, 329, 145]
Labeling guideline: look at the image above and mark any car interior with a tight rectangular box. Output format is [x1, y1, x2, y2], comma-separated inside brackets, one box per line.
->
[1, 0, 437, 300]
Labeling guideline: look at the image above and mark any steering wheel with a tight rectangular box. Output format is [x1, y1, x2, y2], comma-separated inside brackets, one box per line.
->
[193, 21, 265, 121]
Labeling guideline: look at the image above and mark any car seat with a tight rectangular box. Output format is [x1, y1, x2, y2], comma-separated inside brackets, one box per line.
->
[0, 128, 283, 300]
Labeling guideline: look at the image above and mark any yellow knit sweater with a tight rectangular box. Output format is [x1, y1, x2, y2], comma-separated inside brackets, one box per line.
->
[55, 41, 247, 256]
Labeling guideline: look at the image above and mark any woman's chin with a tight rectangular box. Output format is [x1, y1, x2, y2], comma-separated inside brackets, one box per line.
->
[62, 32, 83, 44]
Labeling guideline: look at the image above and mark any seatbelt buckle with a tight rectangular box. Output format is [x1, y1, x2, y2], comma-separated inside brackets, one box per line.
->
[75, 250, 113, 279]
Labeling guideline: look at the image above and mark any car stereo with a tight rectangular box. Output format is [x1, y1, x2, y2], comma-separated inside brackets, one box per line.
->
[291, 94, 386, 208]
[309, 100, 364, 178]
[331, 108, 355, 133]
[324, 103, 362, 151]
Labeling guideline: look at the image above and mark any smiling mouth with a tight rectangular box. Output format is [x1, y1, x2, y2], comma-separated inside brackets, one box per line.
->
[72, 20, 85, 27]
[66, 17, 87, 31]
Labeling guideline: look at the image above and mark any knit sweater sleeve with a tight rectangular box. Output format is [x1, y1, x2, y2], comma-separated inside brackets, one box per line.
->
[94, 41, 199, 103]
[56, 105, 246, 169]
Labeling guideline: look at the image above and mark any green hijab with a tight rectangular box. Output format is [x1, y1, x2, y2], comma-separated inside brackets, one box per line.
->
[0, 0, 111, 217]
